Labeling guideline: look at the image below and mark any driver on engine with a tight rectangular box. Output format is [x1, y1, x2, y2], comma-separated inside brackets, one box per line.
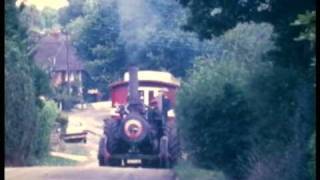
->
[147, 98, 163, 140]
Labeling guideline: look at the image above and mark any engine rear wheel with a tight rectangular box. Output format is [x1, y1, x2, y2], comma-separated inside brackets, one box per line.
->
[167, 123, 181, 167]
[98, 137, 107, 166]
[106, 120, 119, 152]
[105, 119, 122, 166]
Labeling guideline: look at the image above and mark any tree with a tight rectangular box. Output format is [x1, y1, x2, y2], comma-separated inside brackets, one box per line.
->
[67, 0, 125, 98]
[133, 29, 201, 77]
[62, 0, 203, 97]
[117, 0, 201, 77]
[146, 0, 187, 30]
[19, 5, 43, 30]
[58, 0, 85, 26]
[5, 0, 54, 165]
[176, 23, 274, 179]
[291, 10, 316, 66]
[177, 59, 255, 180]
[177, 1, 315, 179]
[178, 0, 315, 70]
[308, 133, 315, 180]
[41, 7, 59, 29]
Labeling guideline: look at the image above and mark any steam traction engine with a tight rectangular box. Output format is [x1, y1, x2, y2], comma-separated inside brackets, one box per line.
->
[98, 67, 181, 168]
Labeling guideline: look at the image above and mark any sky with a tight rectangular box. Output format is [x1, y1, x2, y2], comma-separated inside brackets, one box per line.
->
[16, 0, 69, 11]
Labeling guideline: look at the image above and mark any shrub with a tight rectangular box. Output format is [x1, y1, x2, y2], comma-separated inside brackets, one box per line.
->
[56, 112, 69, 136]
[31, 100, 59, 159]
[176, 59, 256, 179]
[246, 139, 310, 180]
[308, 133, 315, 180]
[5, 0, 56, 166]
[5, 64, 38, 165]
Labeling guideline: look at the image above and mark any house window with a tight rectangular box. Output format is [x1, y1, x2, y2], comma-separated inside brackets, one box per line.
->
[78, 72, 82, 81]
[62, 71, 67, 82]
[70, 72, 75, 82]
[53, 57, 56, 66]
[148, 91, 154, 105]
[139, 90, 144, 101]
[64, 72, 68, 82]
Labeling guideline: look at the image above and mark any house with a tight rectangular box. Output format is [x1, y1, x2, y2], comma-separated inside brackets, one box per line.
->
[33, 30, 84, 96]
[109, 70, 180, 107]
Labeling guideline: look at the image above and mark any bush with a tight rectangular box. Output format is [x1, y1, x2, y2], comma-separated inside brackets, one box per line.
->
[31, 100, 59, 159]
[5, 0, 56, 166]
[176, 59, 256, 179]
[245, 139, 310, 180]
[53, 83, 82, 111]
[243, 67, 314, 180]
[308, 133, 315, 180]
[5, 63, 38, 165]
[61, 95, 81, 111]
[176, 59, 314, 180]
[56, 112, 69, 136]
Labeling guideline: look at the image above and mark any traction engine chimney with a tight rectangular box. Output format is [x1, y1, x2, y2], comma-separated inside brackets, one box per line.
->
[128, 66, 142, 112]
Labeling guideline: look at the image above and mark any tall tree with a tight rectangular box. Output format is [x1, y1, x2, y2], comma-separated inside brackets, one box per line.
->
[177, 0, 315, 179]
[5, 0, 54, 165]
[137, 29, 201, 77]
[41, 7, 59, 28]
[70, 0, 125, 98]
[179, 0, 315, 70]
[58, 0, 85, 26]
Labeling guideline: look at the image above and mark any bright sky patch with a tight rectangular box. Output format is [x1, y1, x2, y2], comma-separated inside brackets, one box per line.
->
[16, 0, 69, 11]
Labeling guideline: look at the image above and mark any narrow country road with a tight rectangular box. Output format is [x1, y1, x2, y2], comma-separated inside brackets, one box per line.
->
[5, 102, 176, 180]
[5, 167, 175, 180]
[5, 166, 176, 180]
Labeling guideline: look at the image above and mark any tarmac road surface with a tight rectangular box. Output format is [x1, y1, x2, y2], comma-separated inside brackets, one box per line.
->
[5, 166, 176, 180]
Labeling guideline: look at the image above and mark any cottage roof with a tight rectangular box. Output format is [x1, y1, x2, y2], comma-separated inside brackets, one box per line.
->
[33, 32, 84, 71]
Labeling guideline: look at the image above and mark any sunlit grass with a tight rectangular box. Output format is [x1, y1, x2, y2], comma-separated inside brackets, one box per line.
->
[174, 160, 226, 180]
[33, 155, 78, 166]
[62, 143, 89, 156]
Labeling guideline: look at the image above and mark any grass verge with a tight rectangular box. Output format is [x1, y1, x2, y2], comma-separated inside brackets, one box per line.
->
[174, 161, 226, 180]
[62, 143, 89, 156]
[32, 155, 78, 166]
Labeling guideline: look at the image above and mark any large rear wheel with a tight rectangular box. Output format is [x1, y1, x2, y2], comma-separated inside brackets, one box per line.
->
[167, 123, 181, 167]
[105, 119, 122, 166]
[98, 137, 107, 166]
[98, 119, 122, 166]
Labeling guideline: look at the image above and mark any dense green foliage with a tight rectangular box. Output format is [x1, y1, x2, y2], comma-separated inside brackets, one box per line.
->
[179, 0, 315, 70]
[292, 11, 315, 44]
[41, 7, 59, 28]
[5, 0, 58, 165]
[9, 1, 314, 177]
[66, 0, 125, 98]
[58, 0, 85, 26]
[177, 60, 254, 179]
[291, 10, 316, 66]
[308, 132, 315, 180]
[60, 0, 203, 97]
[32, 100, 59, 159]
[176, 0, 315, 179]
[20, 5, 59, 30]
[136, 29, 201, 77]
[177, 23, 274, 179]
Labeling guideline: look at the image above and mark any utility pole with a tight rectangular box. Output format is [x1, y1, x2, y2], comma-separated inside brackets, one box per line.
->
[66, 31, 71, 96]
